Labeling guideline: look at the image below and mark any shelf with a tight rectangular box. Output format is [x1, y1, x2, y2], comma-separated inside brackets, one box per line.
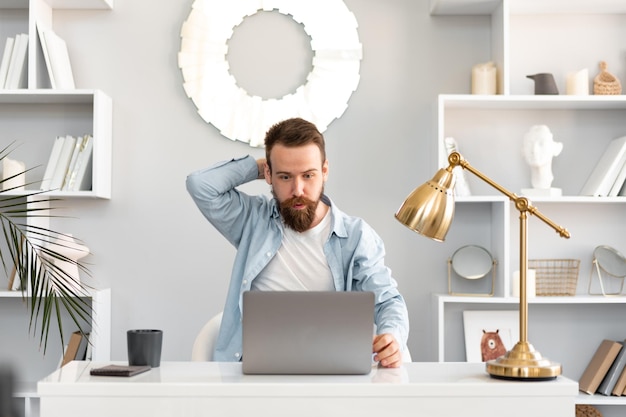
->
[0, 288, 107, 298]
[436, 294, 626, 305]
[2, 0, 113, 9]
[14, 381, 37, 398]
[45, 0, 113, 9]
[1, 189, 109, 198]
[430, 0, 626, 15]
[456, 195, 626, 204]
[0, 89, 112, 199]
[0, 89, 106, 104]
[430, 0, 502, 15]
[440, 94, 626, 110]
[0, 290, 25, 297]
[577, 393, 626, 406]
[437, 95, 626, 197]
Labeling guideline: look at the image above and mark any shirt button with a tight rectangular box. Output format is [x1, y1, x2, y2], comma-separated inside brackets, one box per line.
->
[266, 252, 271, 257]
[243, 280, 248, 286]
[235, 352, 241, 359]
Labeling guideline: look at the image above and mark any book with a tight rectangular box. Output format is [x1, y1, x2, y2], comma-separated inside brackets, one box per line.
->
[48, 135, 77, 191]
[7, 265, 17, 290]
[61, 331, 83, 367]
[41, 136, 65, 190]
[608, 161, 626, 197]
[597, 340, 626, 395]
[61, 135, 86, 190]
[42, 29, 75, 89]
[89, 365, 151, 377]
[612, 354, 626, 395]
[579, 339, 623, 394]
[7, 236, 24, 290]
[0, 37, 15, 88]
[75, 332, 90, 361]
[580, 136, 626, 197]
[75, 151, 93, 191]
[65, 135, 93, 191]
[37, 23, 55, 88]
[3, 34, 21, 88]
[85, 337, 93, 361]
[4, 33, 28, 89]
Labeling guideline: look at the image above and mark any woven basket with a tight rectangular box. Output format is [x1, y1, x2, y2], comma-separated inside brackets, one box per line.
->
[594, 61, 622, 95]
[529, 258, 580, 296]
[576, 404, 602, 417]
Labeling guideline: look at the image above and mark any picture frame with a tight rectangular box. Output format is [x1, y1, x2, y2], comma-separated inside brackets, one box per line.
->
[462, 310, 518, 363]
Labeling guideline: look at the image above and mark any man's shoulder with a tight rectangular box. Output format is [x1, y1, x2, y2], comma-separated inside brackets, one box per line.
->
[328, 199, 377, 237]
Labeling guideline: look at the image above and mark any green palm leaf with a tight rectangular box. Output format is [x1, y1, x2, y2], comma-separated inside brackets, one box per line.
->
[0, 142, 92, 353]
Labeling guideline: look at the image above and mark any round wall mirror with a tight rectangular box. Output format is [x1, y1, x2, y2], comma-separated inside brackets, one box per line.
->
[451, 245, 494, 280]
[178, 0, 362, 147]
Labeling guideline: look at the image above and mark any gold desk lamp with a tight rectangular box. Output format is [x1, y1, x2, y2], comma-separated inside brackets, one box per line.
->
[395, 151, 570, 380]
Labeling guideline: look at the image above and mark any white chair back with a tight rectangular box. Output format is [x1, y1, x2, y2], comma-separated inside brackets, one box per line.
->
[191, 312, 223, 361]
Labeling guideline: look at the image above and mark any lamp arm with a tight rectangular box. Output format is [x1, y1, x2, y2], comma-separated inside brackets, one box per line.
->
[448, 152, 570, 239]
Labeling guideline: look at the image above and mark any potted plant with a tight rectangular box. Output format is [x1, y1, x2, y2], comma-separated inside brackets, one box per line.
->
[1, 143, 92, 353]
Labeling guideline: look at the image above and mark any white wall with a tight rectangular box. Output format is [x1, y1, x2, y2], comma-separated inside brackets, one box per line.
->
[46, 0, 491, 365]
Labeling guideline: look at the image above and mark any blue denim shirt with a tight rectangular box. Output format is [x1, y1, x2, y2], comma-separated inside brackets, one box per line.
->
[186, 155, 409, 361]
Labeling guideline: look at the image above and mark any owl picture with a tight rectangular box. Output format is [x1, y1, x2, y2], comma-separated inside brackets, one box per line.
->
[480, 329, 507, 361]
[463, 310, 517, 362]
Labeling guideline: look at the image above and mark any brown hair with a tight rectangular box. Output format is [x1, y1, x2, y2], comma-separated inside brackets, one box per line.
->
[264, 118, 326, 171]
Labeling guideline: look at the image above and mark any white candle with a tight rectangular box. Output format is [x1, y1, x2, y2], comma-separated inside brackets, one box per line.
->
[45, 234, 90, 293]
[565, 68, 589, 95]
[511, 269, 536, 297]
[2, 158, 25, 191]
[471, 61, 497, 95]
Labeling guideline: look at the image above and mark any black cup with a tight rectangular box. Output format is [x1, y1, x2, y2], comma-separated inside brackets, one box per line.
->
[127, 329, 163, 368]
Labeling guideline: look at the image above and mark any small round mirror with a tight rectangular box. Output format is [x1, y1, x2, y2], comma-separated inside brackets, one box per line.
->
[594, 245, 626, 278]
[451, 245, 493, 280]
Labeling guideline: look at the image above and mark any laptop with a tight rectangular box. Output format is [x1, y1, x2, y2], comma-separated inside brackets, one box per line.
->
[242, 291, 375, 375]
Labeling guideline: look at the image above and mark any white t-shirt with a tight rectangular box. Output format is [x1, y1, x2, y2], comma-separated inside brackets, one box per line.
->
[252, 209, 334, 291]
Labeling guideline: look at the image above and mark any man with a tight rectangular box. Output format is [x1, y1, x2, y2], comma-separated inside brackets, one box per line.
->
[186, 117, 409, 368]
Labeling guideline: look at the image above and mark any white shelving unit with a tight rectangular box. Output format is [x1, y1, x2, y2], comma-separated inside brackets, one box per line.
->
[0, 0, 113, 198]
[1, 1, 113, 416]
[431, 0, 626, 414]
[4, 288, 111, 417]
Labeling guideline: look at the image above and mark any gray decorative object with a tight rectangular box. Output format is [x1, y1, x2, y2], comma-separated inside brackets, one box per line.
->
[527, 73, 559, 95]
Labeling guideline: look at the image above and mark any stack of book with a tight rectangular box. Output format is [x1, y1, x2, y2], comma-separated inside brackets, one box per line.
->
[579, 338, 626, 396]
[41, 134, 93, 192]
[580, 135, 626, 197]
[0, 25, 76, 90]
[0, 33, 29, 89]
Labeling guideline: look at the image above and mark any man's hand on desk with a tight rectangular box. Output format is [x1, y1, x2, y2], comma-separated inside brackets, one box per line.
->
[372, 333, 402, 368]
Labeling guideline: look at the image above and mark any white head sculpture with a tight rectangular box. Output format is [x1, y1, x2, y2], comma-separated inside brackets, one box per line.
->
[522, 125, 563, 189]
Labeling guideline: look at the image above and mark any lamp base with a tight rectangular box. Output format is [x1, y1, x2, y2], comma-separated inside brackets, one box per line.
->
[486, 341, 561, 381]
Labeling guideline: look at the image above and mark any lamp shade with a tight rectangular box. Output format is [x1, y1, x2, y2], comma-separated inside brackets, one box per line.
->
[394, 167, 456, 242]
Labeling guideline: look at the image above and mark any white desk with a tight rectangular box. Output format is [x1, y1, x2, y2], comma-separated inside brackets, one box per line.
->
[38, 361, 578, 417]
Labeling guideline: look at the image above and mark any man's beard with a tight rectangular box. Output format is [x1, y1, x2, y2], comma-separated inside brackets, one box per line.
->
[275, 189, 322, 233]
